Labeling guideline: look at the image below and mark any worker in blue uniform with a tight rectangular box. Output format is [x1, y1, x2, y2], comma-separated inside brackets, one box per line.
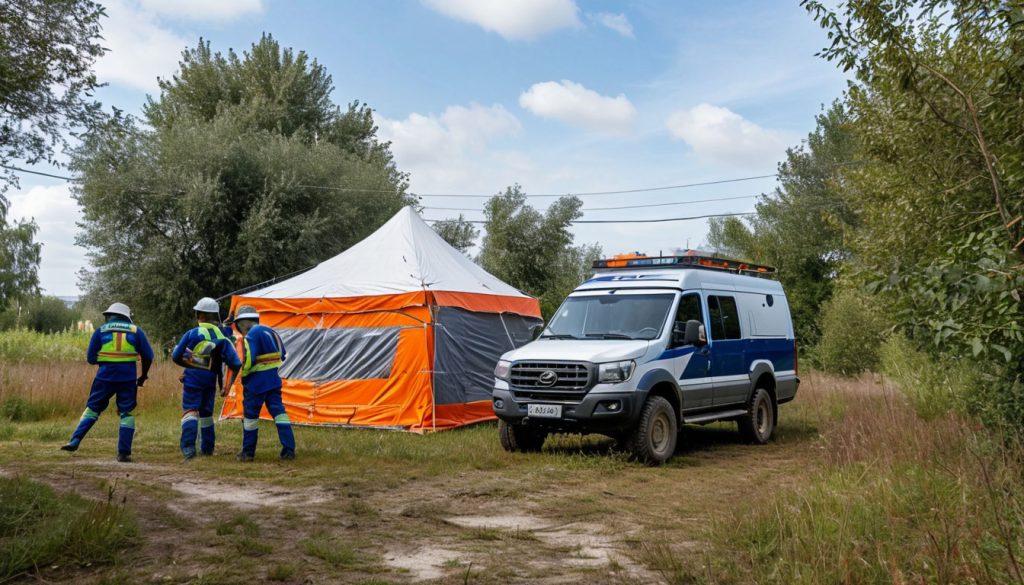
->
[228, 305, 295, 461]
[61, 302, 154, 462]
[171, 297, 241, 460]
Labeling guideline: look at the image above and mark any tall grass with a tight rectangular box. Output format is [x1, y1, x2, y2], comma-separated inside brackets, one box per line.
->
[0, 476, 137, 580]
[677, 374, 1024, 585]
[0, 362, 180, 421]
[0, 328, 91, 362]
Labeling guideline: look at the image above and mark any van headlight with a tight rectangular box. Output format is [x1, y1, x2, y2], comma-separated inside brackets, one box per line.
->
[598, 360, 635, 384]
[494, 360, 512, 381]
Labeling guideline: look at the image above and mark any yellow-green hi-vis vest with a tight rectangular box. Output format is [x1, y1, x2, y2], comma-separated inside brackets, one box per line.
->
[241, 328, 283, 378]
[97, 322, 139, 363]
[186, 323, 227, 370]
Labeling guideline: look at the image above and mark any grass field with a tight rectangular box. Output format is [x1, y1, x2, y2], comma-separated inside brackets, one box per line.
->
[0, 329, 91, 363]
[1, 360, 1023, 584]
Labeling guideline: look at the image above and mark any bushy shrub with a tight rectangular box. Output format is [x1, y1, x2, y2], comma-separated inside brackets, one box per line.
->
[0, 296, 80, 333]
[27, 297, 79, 333]
[879, 334, 975, 418]
[816, 288, 890, 376]
[961, 367, 1024, 436]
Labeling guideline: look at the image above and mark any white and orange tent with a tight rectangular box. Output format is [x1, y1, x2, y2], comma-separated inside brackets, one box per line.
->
[220, 206, 542, 431]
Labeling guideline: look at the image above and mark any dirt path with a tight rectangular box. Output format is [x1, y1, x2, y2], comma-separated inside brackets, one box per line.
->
[1, 422, 820, 584]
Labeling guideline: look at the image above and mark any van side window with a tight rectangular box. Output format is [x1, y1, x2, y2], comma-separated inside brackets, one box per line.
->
[675, 293, 703, 326]
[708, 295, 742, 340]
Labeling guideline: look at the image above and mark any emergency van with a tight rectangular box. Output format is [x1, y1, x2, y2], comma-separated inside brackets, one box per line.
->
[491, 252, 799, 465]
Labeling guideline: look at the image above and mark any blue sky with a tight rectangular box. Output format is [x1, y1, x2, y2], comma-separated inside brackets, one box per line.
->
[8, 0, 849, 297]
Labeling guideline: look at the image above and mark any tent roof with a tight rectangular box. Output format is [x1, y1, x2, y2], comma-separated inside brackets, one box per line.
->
[246, 207, 531, 303]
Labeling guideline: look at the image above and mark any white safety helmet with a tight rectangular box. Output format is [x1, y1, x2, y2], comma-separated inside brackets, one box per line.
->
[233, 305, 259, 323]
[102, 302, 132, 322]
[193, 297, 220, 314]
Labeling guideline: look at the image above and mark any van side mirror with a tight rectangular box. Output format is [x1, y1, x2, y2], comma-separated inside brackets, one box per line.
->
[683, 320, 705, 346]
[672, 320, 705, 346]
[530, 324, 545, 340]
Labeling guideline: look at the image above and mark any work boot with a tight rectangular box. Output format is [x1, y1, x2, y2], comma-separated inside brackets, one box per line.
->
[60, 442, 79, 452]
[235, 451, 254, 462]
[280, 449, 295, 461]
[116, 453, 132, 463]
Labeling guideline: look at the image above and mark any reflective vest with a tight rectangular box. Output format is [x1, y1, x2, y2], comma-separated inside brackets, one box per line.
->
[184, 323, 228, 370]
[97, 322, 139, 363]
[241, 327, 284, 378]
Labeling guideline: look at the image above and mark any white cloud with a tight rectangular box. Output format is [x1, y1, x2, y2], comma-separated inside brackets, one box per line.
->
[592, 13, 634, 38]
[94, 0, 190, 93]
[666, 103, 792, 168]
[519, 80, 637, 134]
[375, 103, 525, 192]
[138, 0, 264, 21]
[422, 0, 580, 41]
[7, 183, 86, 297]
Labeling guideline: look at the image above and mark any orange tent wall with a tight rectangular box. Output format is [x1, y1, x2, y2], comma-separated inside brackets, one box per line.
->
[219, 291, 538, 431]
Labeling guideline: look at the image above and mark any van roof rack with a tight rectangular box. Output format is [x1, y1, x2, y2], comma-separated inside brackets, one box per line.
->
[592, 251, 776, 276]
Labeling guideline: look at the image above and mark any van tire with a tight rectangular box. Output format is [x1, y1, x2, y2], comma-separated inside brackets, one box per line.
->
[738, 388, 775, 444]
[498, 420, 546, 452]
[625, 396, 677, 466]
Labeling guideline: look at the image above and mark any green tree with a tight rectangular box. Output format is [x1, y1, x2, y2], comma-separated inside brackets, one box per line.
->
[0, 0, 104, 191]
[804, 0, 1024, 425]
[707, 102, 859, 345]
[478, 186, 598, 317]
[72, 36, 411, 343]
[432, 214, 479, 254]
[0, 220, 41, 309]
[817, 288, 890, 376]
[0, 0, 103, 309]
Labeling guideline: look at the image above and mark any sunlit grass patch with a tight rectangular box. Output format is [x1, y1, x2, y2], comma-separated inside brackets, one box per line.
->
[303, 534, 359, 568]
[0, 329, 90, 363]
[266, 562, 296, 581]
[687, 375, 1024, 585]
[215, 513, 259, 537]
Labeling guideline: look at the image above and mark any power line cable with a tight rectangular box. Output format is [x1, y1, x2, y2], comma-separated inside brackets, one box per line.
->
[0, 164, 80, 182]
[4, 162, 779, 198]
[424, 211, 756, 225]
[424, 193, 761, 213]
[3, 160, 869, 201]
[424, 198, 861, 225]
[407, 174, 778, 198]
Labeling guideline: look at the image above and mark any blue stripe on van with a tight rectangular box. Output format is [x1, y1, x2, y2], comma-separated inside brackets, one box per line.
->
[651, 347, 696, 361]
[649, 338, 795, 376]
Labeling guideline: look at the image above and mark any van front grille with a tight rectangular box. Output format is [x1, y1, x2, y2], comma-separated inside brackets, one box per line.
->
[510, 362, 590, 392]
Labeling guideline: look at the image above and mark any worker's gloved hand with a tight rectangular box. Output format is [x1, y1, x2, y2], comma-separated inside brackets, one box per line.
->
[137, 375, 148, 387]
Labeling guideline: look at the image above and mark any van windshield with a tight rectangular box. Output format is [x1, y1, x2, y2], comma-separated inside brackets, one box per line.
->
[542, 293, 675, 341]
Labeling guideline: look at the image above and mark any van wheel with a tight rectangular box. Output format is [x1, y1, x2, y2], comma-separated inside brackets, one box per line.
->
[625, 396, 677, 465]
[737, 388, 775, 444]
[498, 420, 546, 452]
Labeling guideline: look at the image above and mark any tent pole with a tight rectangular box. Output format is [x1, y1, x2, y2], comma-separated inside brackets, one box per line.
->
[424, 286, 436, 432]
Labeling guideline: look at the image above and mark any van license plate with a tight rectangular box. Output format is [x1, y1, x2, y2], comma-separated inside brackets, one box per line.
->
[528, 404, 562, 419]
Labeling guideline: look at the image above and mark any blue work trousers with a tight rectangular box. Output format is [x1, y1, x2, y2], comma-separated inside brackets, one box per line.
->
[240, 387, 295, 457]
[68, 378, 137, 456]
[181, 384, 217, 456]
